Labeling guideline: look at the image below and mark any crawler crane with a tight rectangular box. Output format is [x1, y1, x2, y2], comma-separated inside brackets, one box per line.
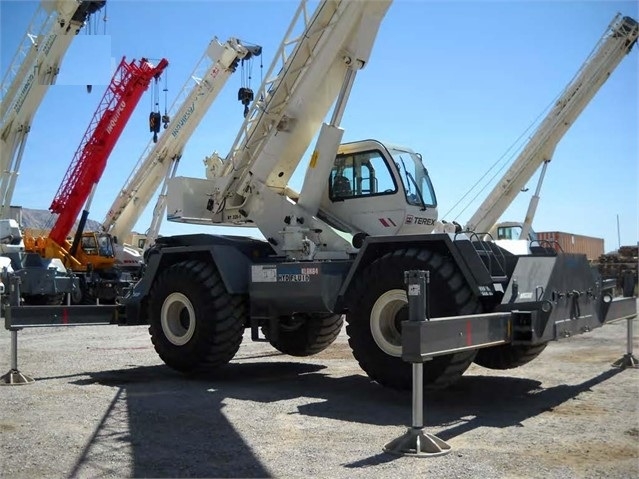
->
[122, 2, 638, 391]
[25, 56, 168, 303]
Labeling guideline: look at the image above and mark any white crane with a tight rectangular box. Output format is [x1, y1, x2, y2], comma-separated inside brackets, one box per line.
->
[464, 14, 639, 239]
[0, 0, 105, 219]
[124, 1, 638, 396]
[102, 37, 260, 252]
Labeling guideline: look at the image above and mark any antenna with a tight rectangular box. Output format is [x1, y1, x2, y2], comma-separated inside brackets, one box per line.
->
[617, 214, 621, 250]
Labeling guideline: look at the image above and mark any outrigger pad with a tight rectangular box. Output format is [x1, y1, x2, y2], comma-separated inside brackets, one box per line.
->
[1, 369, 34, 386]
[384, 427, 451, 457]
[612, 353, 639, 370]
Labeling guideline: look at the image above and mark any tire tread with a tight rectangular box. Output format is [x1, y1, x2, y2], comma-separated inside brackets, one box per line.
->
[346, 248, 480, 390]
[148, 260, 246, 372]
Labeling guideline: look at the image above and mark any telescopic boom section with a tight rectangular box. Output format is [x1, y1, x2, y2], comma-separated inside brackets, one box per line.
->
[0, 0, 106, 219]
[102, 37, 258, 245]
[464, 14, 638, 236]
[165, 0, 390, 260]
[169, 0, 390, 226]
[219, 0, 389, 199]
[0, 0, 105, 120]
[48, 56, 168, 246]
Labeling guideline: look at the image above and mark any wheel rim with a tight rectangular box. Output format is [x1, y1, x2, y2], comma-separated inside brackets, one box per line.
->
[161, 292, 196, 346]
[71, 287, 83, 304]
[370, 289, 407, 357]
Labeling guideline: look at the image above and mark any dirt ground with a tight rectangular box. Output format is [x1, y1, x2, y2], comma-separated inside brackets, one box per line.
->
[0, 315, 638, 479]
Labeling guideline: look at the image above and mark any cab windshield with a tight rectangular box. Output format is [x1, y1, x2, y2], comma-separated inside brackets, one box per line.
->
[497, 225, 538, 242]
[388, 148, 437, 209]
[97, 234, 114, 257]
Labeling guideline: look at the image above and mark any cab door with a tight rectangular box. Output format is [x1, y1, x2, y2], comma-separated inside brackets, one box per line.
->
[320, 141, 407, 236]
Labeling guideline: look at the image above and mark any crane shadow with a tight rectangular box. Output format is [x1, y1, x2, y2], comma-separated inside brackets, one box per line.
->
[426, 369, 625, 441]
[66, 358, 626, 476]
[66, 363, 327, 478]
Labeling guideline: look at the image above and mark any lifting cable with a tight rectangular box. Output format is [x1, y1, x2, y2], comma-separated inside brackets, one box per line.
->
[102, 2, 107, 36]
[85, 3, 108, 94]
[149, 71, 161, 143]
[237, 42, 263, 117]
[148, 62, 169, 142]
[162, 71, 170, 129]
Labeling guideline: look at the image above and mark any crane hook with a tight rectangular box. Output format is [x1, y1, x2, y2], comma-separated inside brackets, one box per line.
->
[238, 87, 254, 117]
[149, 111, 161, 143]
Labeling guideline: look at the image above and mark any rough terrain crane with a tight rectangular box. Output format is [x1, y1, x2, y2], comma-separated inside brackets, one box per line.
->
[25, 56, 168, 304]
[1, 0, 106, 219]
[121, 1, 637, 392]
[463, 14, 639, 248]
[102, 37, 261, 260]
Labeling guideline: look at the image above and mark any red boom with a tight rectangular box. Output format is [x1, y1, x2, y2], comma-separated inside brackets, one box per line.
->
[48, 56, 168, 246]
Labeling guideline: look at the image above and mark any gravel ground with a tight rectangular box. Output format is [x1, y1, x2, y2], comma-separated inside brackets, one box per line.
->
[0, 315, 637, 479]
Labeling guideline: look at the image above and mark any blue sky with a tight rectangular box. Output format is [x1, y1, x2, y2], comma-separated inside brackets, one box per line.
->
[1, 0, 637, 252]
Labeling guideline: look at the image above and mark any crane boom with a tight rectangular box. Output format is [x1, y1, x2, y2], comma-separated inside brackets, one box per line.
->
[102, 37, 259, 246]
[219, 0, 388, 201]
[48, 56, 168, 246]
[464, 14, 639, 236]
[167, 0, 391, 258]
[0, 0, 105, 219]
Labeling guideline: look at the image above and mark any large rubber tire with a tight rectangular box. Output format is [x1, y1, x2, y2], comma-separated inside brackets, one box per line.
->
[346, 248, 480, 391]
[262, 313, 343, 357]
[148, 260, 246, 373]
[70, 282, 96, 305]
[473, 343, 548, 370]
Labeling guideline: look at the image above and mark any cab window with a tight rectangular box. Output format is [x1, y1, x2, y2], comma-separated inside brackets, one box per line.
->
[497, 226, 518, 240]
[497, 225, 537, 241]
[82, 236, 97, 255]
[329, 150, 396, 200]
[97, 235, 114, 257]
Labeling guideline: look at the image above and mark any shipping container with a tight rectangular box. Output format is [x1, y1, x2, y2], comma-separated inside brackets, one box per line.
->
[535, 231, 604, 260]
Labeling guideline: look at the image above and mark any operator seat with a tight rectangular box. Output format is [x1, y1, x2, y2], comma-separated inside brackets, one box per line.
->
[332, 175, 352, 198]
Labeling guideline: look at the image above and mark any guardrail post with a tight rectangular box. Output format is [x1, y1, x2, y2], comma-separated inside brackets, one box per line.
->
[383, 270, 451, 457]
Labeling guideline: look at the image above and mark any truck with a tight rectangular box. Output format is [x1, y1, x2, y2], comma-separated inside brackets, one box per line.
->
[120, 1, 638, 391]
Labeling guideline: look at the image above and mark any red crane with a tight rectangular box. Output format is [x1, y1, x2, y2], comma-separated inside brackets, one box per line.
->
[48, 56, 169, 246]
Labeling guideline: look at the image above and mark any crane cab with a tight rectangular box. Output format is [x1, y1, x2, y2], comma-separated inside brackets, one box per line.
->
[320, 140, 439, 237]
[78, 232, 115, 261]
[490, 222, 538, 242]
[22, 231, 116, 272]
